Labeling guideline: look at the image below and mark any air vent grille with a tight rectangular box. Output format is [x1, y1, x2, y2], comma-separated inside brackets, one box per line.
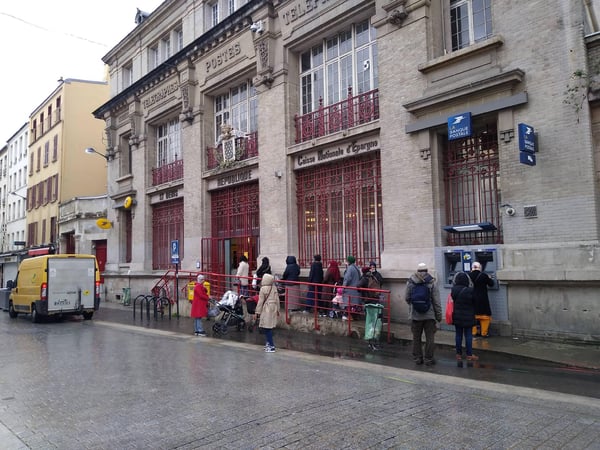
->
[524, 205, 537, 218]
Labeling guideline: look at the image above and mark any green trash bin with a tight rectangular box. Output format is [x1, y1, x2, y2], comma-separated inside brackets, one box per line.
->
[122, 287, 131, 306]
[364, 303, 384, 347]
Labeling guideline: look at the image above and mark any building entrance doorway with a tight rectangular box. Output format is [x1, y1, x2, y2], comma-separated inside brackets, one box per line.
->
[201, 182, 260, 278]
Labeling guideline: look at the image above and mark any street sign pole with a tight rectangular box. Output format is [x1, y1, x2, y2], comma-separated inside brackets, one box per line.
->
[171, 240, 180, 318]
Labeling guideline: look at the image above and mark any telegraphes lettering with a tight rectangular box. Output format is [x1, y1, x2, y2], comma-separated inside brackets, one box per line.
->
[281, 0, 334, 26]
[143, 82, 179, 109]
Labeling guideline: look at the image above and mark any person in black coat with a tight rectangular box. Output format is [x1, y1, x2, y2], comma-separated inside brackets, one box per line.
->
[282, 256, 301, 309]
[451, 272, 478, 361]
[306, 254, 324, 313]
[469, 261, 495, 337]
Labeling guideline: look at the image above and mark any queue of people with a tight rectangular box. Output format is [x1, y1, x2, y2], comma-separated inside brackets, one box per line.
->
[193, 254, 495, 362]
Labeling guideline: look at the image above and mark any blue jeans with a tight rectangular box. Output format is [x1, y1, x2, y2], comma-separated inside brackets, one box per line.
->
[264, 328, 274, 348]
[455, 325, 473, 356]
[194, 318, 205, 334]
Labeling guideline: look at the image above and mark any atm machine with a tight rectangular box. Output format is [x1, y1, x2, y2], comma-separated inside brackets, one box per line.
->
[472, 249, 499, 289]
[442, 248, 499, 289]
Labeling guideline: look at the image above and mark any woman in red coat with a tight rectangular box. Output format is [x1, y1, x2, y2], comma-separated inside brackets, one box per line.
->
[191, 274, 209, 336]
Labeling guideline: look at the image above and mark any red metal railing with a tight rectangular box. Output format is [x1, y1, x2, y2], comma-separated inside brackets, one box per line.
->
[206, 131, 258, 170]
[149, 271, 391, 341]
[152, 159, 184, 186]
[294, 88, 379, 143]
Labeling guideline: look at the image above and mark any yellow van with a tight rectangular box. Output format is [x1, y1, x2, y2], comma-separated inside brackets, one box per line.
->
[9, 254, 100, 322]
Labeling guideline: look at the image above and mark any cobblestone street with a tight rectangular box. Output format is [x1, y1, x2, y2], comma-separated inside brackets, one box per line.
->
[0, 316, 599, 449]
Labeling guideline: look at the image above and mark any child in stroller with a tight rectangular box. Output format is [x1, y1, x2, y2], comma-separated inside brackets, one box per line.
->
[212, 290, 246, 335]
[328, 287, 345, 318]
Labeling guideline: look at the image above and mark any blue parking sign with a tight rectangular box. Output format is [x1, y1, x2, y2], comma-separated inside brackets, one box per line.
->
[171, 240, 180, 264]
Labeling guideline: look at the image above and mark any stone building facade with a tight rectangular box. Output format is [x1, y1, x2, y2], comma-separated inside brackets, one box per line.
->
[94, 0, 600, 342]
[0, 123, 29, 286]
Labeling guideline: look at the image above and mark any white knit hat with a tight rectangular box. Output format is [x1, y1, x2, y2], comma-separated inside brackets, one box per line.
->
[417, 263, 428, 271]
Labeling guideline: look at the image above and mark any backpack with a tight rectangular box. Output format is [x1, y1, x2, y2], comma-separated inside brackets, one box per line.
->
[411, 282, 431, 313]
[367, 275, 381, 298]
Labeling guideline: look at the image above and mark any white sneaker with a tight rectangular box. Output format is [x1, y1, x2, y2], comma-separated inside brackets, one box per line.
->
[264, 346, 275, 353]
[342, 315, 348, 321]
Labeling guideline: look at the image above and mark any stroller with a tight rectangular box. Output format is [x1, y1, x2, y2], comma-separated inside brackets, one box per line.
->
[212, 291, 246, 335]
[245, 294, 259, 332]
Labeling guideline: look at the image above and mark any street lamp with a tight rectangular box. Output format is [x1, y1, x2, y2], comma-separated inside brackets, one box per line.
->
[84, 147, 111, 161]
[9, 191, 26, 200]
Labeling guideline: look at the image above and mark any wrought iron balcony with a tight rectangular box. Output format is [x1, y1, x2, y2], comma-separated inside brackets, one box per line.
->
[294, 88, 379, 144]
[206, 131, 258, 170]
[152, 159, 183, 186]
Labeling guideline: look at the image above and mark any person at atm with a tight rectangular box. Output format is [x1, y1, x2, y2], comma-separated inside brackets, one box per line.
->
[469, 261, 495, 337]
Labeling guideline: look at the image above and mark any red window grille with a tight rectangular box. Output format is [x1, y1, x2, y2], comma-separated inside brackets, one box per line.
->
[152, 199, 184, 270]
[443, 125, 502, 246]
[204, 183, 260, 273]
[124, 209, 132, 263]
[210, 182, 259, 238]
[296, 153, 383, 268]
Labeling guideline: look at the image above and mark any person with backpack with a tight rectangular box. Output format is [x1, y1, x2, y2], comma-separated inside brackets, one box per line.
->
[451, 271, 478, 361]
[358, 266, 381, 303]
[405, 262, 441, 366]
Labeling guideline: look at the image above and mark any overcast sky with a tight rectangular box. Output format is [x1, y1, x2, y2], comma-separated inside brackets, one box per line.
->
[0, 0, 164, 144]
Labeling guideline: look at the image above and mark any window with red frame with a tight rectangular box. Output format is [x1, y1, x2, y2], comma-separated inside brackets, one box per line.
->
[152, 199, 184, 270]
[296, 153, 383, 267]
[443, 123, 502, 245]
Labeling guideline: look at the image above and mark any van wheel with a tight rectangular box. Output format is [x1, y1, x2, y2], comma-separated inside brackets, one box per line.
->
[31, 305, 40, 323]
[82, 312, 93, 320]
[8, 302, 18, 319]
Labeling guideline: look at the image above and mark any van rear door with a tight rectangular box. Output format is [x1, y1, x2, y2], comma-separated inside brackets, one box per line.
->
[47, 257, 96, 313]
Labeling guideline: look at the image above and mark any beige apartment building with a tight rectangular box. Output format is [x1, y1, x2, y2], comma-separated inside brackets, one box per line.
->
[94, 0, 600, 342]
[27, 78, 109, 256]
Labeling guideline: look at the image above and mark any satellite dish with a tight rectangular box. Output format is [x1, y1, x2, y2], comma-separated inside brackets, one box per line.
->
[96, 218, 112, 229]
[123, 196, 137, 209]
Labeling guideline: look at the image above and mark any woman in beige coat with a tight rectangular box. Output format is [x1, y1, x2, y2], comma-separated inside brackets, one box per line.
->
[254, 273, 280, 352]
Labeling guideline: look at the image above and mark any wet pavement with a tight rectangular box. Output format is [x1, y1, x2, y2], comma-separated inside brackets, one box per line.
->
[98, 300, 600, 368]
[1, 304, 599, 449]
[95, 301, 600, 399]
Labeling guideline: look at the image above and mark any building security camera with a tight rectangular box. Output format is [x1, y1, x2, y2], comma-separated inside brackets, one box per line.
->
[505, 207, 516, 216]
[250, 20, 263, 33]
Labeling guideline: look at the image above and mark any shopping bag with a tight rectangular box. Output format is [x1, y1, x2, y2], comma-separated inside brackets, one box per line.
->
[445, 293, 454, 325]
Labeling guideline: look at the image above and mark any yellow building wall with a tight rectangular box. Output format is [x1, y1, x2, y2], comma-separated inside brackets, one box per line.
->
[27, 79, 109, 247]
